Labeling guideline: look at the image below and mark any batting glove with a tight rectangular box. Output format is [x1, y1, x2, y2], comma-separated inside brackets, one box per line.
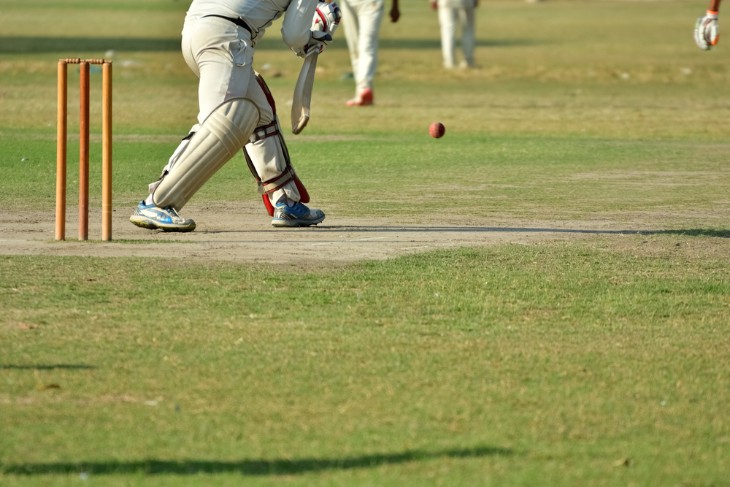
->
[301, 2, 341, 58]
[695, 10, 720, 50]
[312, 1, 342, 37]
[301, 31, 332, 57]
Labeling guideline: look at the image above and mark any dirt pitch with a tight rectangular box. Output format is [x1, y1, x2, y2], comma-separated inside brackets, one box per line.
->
[0, 202, 653, 266]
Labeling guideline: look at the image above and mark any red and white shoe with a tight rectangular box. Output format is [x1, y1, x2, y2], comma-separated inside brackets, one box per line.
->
[346, 88, 374, 107]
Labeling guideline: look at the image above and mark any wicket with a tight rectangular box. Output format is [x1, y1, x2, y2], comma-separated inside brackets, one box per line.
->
[56, 58, 113, 241]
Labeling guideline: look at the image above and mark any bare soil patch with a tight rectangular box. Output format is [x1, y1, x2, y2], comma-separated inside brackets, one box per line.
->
[0, 202, 704, 266]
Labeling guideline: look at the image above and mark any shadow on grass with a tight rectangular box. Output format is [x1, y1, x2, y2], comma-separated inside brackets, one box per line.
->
[0, 36, 536, 55]
[652, 229, 730, 238]
[0, 37, 181, 54]
[244, 226, 730, 239]
[2, 445, 513, 476]
[333, 227, 730, 238]
[0, 364, 95, 370]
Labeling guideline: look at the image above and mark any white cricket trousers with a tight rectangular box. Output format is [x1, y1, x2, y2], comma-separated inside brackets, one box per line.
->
[341, 0, 385, 93]
[437, 0, 476, 68]
[181, 16, 272, 125]
[178, 15, 296, 204]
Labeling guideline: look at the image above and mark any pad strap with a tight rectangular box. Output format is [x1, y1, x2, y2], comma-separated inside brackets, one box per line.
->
[260, 168, 295, 194]
[249, 121, 279, 143]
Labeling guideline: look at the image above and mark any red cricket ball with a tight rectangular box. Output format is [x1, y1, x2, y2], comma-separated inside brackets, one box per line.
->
[429, 122, 446, 139]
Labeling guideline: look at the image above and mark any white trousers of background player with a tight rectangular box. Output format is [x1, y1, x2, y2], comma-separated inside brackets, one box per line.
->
[437, 0, 476, 69]
[341, 0, 385, 94]
[179, 15, 301, 204]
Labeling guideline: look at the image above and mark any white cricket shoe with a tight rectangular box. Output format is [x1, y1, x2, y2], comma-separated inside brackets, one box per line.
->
[271, 201, 325, 227]
[129, 201, 196, 232]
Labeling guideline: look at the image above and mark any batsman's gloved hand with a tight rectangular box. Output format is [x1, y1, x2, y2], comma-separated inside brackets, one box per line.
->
[300, 1, 341, 57]
[695, 10, 720, 50]
[312, 1, 342, 37]
[301, 31, 332, 57]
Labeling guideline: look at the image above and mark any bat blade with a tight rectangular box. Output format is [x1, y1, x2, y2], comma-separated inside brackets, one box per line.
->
[291, 53, 318, 134]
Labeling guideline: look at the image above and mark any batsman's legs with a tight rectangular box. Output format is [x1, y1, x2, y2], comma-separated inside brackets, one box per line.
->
[130, 98, 258, 232]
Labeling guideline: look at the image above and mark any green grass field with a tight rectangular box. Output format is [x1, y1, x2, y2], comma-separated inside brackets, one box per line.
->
[1, 1, 729, 486]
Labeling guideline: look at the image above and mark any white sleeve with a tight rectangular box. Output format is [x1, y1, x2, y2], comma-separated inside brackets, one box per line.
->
[281, 0, 317, 55]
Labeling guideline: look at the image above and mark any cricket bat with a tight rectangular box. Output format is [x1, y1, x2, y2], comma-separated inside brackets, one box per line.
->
[291, 52, 318, 134]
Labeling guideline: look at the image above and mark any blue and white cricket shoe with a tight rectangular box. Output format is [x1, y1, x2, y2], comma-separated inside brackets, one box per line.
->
[129, 201, 196, 232]
[271, 201, 325, 227]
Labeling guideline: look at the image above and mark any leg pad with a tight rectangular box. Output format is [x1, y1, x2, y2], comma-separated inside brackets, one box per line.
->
[154, 98, 259, 209]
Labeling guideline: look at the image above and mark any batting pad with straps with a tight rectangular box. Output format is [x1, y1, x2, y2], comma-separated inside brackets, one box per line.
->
[153, 98, 259, 210]
[244, 120, 311, 216]
[243, 72, 310, 216]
